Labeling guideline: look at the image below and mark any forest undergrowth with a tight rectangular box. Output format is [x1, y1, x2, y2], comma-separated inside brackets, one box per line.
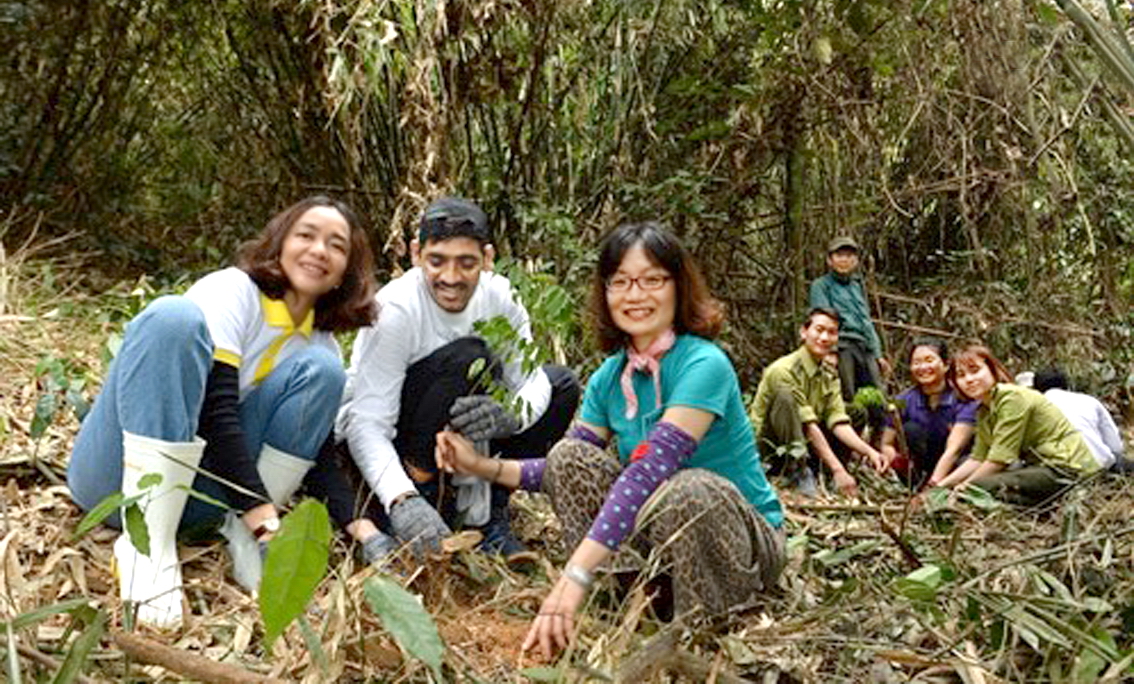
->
[2, 251, 1133, 683]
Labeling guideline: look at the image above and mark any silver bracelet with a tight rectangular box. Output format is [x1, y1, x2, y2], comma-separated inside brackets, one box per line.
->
[563, 563, 594, 590]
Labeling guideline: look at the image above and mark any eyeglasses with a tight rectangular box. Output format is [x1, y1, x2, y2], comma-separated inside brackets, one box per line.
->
[606, 274, 671, 292]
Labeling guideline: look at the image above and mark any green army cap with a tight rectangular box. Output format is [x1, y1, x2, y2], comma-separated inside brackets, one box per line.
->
[827, 236, 859, 254]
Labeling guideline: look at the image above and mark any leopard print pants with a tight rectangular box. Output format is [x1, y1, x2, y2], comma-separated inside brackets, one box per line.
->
[543, 438, 785, 617]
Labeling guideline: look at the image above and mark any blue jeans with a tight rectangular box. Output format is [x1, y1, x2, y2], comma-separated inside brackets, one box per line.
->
[67, 296, 346, 529]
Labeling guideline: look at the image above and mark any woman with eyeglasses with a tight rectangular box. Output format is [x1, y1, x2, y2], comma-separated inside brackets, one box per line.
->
[435, 222, 784, 659]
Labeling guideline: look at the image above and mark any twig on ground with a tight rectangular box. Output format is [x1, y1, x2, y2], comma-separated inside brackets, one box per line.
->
[878, 510, 922, 570]
[112, 631, 286, 684]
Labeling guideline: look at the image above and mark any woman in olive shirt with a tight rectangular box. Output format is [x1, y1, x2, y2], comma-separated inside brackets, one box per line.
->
[935, 345, 1098, 504]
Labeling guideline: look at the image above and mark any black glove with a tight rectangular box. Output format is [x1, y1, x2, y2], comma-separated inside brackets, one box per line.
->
[449, 395, 521, 442]
[388, 494, 450, 555]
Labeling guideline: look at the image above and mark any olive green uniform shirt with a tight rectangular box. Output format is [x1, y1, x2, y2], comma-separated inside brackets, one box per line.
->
[750, 346, 850, 436]
[972, 384, 1099, 474]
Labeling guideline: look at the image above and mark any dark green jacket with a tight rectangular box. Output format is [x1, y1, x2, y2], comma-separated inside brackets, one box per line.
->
[808, 272, 882, 357]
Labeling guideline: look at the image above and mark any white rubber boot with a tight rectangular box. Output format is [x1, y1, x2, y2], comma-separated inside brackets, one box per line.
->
[258, 444, 314, 505]
[113, 432, 205, 629]
[224, 444, 314, 593]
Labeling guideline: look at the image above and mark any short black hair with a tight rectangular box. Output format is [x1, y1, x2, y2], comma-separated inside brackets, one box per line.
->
[1034, 367, 1069, 392]
[909, 336, 949, 364]
[803, 307, 840, 329]
[418, 196, 490, 246]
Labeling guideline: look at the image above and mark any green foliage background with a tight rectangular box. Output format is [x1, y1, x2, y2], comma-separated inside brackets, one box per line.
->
[3, 0, 1134, 400]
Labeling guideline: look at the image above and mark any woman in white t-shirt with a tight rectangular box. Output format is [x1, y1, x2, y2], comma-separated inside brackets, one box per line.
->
[68, 196, 382, 628]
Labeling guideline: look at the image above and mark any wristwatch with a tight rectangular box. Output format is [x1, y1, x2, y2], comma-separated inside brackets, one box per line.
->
[253, 517, 281, 540]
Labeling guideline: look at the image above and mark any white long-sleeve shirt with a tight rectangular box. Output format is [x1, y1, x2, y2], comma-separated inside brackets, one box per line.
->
[1043, 388, 1125, 469]
[337, 267, 552, 508]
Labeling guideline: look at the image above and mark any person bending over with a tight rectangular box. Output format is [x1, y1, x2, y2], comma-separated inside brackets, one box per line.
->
[336, 196, 579, 558]
[750, 308, 888, 498]
[881, 337, 977, 487]
[68, 196, 381, 628]
[436, 222, 785, 659]
[1033, 366, 1126, 472]
[935, 346, 1099, 504]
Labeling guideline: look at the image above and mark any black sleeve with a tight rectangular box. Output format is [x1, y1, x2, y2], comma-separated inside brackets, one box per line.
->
[302, 435, 358, 530]
[196, 361, 270, 512]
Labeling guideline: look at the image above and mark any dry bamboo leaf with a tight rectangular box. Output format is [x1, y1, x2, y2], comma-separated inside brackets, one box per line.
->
[66, 553, 87, 596]
[233, 619, 253, 655]
[0, 529, 28, 619]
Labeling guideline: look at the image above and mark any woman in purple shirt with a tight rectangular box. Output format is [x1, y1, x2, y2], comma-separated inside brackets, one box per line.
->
[881, 337, 978, 487]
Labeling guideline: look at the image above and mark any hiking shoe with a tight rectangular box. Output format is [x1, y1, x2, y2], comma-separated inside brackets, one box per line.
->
[478, 515, 528, 556]
[790, 464, 819, 499]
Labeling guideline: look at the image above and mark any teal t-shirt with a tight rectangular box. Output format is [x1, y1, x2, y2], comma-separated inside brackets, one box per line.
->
[580, 334, 784, 528]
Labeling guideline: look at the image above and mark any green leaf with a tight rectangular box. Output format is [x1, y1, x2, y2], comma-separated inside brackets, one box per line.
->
[519, 666, 563, 681]
[364, 575, 445, 678]
[51, 607, 106, 684]
[6, 598, 94, 631]
[122, 503, 149, 557]
[5, 621, 21, 684]
[73, 492, 127, 541]
[1035, 1, 1059, 25]
[894, 564, 943, 601]
[812, 539, 881, 567]
[852, 386, 885, 409]
[104, 333, 123, 361]
[183, 487, 235, 511]
[297, 615, 329, 677]
[65, 388, 90, 421]
[31, 392, 57, 439]
[260, 499, 333, 651]
[467, 357, 487, 382]
[137, 473, 163, 490]
[958, 485, 1002, 511]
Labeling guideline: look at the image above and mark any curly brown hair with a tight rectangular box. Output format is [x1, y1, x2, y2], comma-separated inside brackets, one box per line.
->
[237, 196, 378, 332]
[590, 222, 724, 353]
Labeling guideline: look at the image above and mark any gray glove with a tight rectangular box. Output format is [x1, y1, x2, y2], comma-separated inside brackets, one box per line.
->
[388, 495, 451, 555]
[449, 395, 521, 442]
[361, 531, 400, 565]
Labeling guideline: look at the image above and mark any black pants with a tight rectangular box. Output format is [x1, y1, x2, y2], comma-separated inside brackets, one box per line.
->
[340, 337, 580, 529]
[837, 337, 883, 402]
[758, 386, 850, 474]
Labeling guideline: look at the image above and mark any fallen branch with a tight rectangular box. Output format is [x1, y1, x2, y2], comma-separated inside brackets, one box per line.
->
[112, 632, 285, 684]
[871, 319, 965, 339]
[788, 502, 903, 514]
[615, 625, 748, 684]
[878, 511, 922, 570]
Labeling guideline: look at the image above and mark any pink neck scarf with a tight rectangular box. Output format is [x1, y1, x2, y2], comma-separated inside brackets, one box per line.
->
[621, 329, 677, 419]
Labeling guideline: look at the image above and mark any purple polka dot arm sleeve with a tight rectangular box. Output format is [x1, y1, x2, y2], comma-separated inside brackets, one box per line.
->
[518, 458, 547, 492]
[568, 423, 608, 449]
[515, 426, 605, 493]
[585, 421, 698, 551]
